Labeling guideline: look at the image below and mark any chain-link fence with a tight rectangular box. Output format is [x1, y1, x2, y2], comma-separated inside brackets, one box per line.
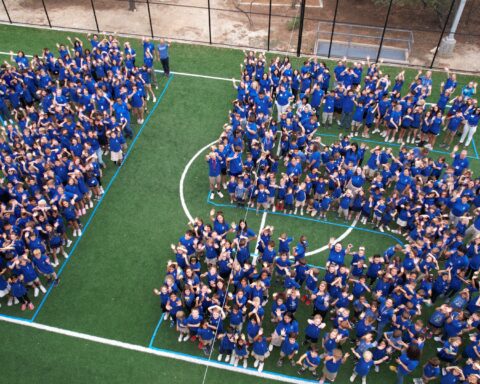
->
[0, 0, 479, 73]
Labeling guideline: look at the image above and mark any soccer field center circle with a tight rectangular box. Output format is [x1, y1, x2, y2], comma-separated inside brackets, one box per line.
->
[179, 140, 366, 257]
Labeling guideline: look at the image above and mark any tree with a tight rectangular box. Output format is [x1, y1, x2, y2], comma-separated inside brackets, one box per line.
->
[372, 0, 453, 27]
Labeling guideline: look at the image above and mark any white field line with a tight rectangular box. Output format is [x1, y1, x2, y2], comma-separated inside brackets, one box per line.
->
[180, 140, 217, 223]
[252, 211, 268, 264]
[0, 316, 315, 384]
[305, 219, 357, 256]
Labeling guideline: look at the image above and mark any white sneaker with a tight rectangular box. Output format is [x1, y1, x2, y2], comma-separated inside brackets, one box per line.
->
[384, 137, 389, 142]
[183, 334, 190, 342]
[153, 97, 157, 102]
[389, 138, 395, 143]
[406, 137, 411, 143]
[217, 191, 224, 198]
[217, 354, 223, 361]
[269, 344, 273, 352]
[34, 287, 39, 297]
[77, 230, 82, 237]
[14, 298, 19, 305]
[243, 360, 247, 369]
[164, 313, 170, 320]
[89, 201, 94, 208]
[272, 206, 276, 212]
[258, 362, 264, 372]
[254, 359, 259, 368]
[63, 251, 69, 259]
[225, 355, 230, 362]
[178, 334, 183, 342]
[350, 375, 356, 382]
[67, 239, 73, 247]
[82, 208, 87, 215]
[40, 285, 46, 293]
[210, 192, 215, 200]
[233, 359, 238, 367]
[139, 119, 144, 124]
[374, 365, 379, 373]
[7, 297, 13, 306]
[222, 183, 227, 189]
[362, 377, 366, 384]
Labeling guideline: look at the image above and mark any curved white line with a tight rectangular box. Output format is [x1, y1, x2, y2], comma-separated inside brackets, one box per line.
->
[179, 140, 217, 223]
[180, 143, 356, 256]
[305, 219, 357, 257]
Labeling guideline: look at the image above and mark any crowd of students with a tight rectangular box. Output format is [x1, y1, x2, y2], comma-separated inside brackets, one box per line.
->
[0, 33, 169, 310]
[152, 52, 480, 383]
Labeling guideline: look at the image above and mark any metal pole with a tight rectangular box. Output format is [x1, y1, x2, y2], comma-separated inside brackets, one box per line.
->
[447, 0, 466, 39]
[296, 0, 306, 57]
[90, 0, 100, 32]
[207, 0, 212, 44]
[430, 0, 456, 68]
[40, 0, 52, 27]
[375, 0, 393, 63]
[1, 0, 11, 24]
[267, 0, 272, 51]
[146, 0, 154, 38]
[327, 0, 339, 58]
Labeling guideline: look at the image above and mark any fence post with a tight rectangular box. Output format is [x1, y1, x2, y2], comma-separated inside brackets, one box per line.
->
[267, 0, 272, 51]
[430, 0, 456, 68]
[146, 0, 154, 38]
[90, 0, 100, 32]
[296, 0, 306, 57]
[1, 0, 11, 24]
[375, 0, 393, 63]
[40, 0, 52, 27]
[327, 0, 339, 58]
[207, 0, 212, 44]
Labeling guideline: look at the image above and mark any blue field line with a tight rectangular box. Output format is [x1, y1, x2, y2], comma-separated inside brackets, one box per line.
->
[149, 315, 165, 348]
[471, 139, 480, 160]
[318, 132, 480, 160]
[148, 345, 318, 383]
[28, 76, 174, 322]
[206, 194, 404, 245]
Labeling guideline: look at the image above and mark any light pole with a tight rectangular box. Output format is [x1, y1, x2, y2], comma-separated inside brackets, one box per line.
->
[438, 0, 467, 57]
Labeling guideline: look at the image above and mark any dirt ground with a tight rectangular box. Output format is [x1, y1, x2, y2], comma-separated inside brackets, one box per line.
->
[1, 0, 479, 71]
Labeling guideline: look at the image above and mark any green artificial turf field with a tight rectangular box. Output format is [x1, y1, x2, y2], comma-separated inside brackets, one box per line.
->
[0, 23, 478, 384]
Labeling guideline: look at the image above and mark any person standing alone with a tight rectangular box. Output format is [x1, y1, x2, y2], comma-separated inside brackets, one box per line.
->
[157, 39, 171, 77]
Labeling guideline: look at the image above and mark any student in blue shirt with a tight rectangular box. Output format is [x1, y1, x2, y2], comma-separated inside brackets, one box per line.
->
[251, 330, 270, 372]
[349, 350, 381, 384]
[389, 345, 421, 384]
[297, 345, 321, 378]
[421, 357, 441, 383]
[318, 348, 349, 384]
[8, 274, 34, 311]
[277, 332, 299, 367]
[155, 38, 170, 77]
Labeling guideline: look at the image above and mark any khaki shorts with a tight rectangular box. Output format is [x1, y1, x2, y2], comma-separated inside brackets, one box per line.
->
[111, 151, 123, 162]
[270, 332, 283, 347]
[323, 366, 338, 382]
[252, 351, 270, 361]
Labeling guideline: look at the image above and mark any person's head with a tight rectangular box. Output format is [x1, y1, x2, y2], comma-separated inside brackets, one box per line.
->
[363, 351, 373, 362]
[405, 344, 421, 361]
